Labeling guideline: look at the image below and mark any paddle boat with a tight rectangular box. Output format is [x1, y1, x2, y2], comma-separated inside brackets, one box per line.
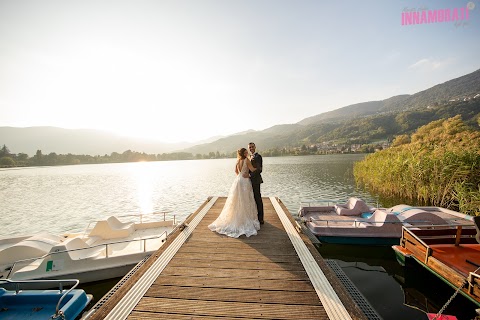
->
[0, 278, 92, 320]
[0, 213, 177, 283]
[392, 223, 480, 308]
[298, 198, 474, 245]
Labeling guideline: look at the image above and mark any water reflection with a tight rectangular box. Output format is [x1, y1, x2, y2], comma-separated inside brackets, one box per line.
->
[128, 162, 155, 215]
[1, 155, 476, 319]
[318, 243, 478, 320]
[264, 154, 380, 214]
[0, 154, 378, 236]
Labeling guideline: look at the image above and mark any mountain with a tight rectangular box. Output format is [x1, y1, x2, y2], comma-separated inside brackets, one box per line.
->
[0, 127, 260, 156]
[183, 124, 303, 155]
[297, 95, 410, 126]
[299, 69, 480, 126]
[382, 68, 480, 112]
[181, 68, 480, 154]
[3, 69, 479, 157]
[0, 127, 193, 156]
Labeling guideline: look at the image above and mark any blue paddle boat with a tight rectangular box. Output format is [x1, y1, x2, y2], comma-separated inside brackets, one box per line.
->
[0, 278, 92, 320]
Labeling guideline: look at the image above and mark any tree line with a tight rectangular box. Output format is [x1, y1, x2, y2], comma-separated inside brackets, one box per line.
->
[0, 146, 229, 167]
[0, 142, 381, 168]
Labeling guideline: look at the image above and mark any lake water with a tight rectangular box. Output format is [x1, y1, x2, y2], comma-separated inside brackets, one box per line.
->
[0, 154, 476, 319]
[1, 154, 377, 236]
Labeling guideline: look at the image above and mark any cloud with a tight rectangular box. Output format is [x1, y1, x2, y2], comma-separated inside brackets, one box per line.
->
[408, 57, 453, 71]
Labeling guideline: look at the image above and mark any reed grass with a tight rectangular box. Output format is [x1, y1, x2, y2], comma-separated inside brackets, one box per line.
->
[354, 116, 480, 215]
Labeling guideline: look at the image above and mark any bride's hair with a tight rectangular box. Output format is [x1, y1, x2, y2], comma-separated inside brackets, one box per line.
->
[237, 148, 247, 159]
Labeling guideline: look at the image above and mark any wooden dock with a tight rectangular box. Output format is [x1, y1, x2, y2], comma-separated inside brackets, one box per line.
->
[84, 197, 368, 320]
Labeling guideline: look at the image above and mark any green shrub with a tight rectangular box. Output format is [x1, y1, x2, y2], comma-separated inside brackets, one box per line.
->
[0, 156, 15, 167]
[354, 116, 480, 215]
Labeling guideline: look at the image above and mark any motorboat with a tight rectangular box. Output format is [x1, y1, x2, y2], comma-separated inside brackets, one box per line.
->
[0, 213, 177, 283]
[298, 197, 474, 245]
[0, 278, 92, 320]
[392, 223, 480, 308]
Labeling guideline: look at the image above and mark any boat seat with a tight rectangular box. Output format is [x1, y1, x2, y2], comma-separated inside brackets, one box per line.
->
[335, 197, 372, 216]
[356, 210, 401, 231]
[398, 209, 448, 226]
[84, 236, 100, 246]
[50, 238, 103, 260]
[0, 233, 63, 267]
[87, 216, 135, 240]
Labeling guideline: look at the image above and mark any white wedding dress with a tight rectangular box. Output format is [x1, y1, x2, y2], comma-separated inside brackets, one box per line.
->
[208, 159, 260, 238]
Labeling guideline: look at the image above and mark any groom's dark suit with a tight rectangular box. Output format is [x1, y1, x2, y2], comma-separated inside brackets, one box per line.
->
[250, 152, 264, 223]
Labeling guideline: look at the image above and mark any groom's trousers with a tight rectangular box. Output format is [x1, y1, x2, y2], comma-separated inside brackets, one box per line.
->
[252, 183, 264, 222]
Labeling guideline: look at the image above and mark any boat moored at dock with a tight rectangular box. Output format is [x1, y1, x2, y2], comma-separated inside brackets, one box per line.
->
[298, 198, 474, 245]
[0, 213, 177, 284]
[0, 278, 92, 320]
[392, 224, 480, 307]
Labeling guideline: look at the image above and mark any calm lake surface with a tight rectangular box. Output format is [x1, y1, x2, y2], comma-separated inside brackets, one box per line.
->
[1, 154, 378, 236]
[0, 154, 476, 319]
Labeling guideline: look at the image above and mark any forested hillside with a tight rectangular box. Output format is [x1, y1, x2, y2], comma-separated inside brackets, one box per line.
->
[2, 69, 479, 157]
[184, 97, 480, 154]
[184, 69, 480, 154]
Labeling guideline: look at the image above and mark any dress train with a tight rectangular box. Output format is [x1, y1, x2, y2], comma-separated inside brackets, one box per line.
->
[208, 160, 260, 238]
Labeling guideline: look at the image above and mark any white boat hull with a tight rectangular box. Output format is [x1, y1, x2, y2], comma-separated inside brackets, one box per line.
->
[1, 215, 177, 284]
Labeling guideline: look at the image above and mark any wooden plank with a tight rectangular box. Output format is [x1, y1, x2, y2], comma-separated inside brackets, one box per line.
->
[182, 236, 293, 246]
[183, 239, 294, 248]
[177, 244, 297, 255]
[129, 311, 256, 319]
[423, 237, 477, 245]
[406, 242, 428, 262]
[428, 256, 467, 289]
[469, 274, 480, 300]
[172, 252, 301, 263]
[403, 234, 428, 260]
[166, 258, 305, 271]
[411, 228, 476, 237]
[189, 235, 289, 241]
[144, 285, 321, 305]
[455, 226, 463, 246]
[154, 275, 315, 292]
[191, 228, 288, 236]
[160, 265, 308, 280]
[132, 297, 327, 320]
[431, 245, 480, 276]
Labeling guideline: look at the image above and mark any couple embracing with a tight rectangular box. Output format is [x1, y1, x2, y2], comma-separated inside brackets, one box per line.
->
[208, 142, 264, 238]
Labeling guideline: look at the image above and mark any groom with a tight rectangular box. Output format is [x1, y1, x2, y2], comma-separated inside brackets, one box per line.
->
[248, 142, 264, 224]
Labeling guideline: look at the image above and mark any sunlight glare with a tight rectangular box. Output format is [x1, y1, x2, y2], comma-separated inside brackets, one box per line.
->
[130, 163, 155, 215]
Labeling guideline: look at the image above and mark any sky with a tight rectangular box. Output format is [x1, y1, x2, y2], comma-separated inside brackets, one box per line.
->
[1, 0, 479, 143]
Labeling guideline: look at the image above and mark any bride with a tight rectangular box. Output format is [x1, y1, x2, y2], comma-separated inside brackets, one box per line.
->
[208, 147, 261, 238]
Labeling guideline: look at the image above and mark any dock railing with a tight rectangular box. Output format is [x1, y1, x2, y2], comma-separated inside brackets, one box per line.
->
[307, 218, 473, 228]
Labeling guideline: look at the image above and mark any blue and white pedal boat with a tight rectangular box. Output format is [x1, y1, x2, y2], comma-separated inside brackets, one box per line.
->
[298, 197, 474, 245]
